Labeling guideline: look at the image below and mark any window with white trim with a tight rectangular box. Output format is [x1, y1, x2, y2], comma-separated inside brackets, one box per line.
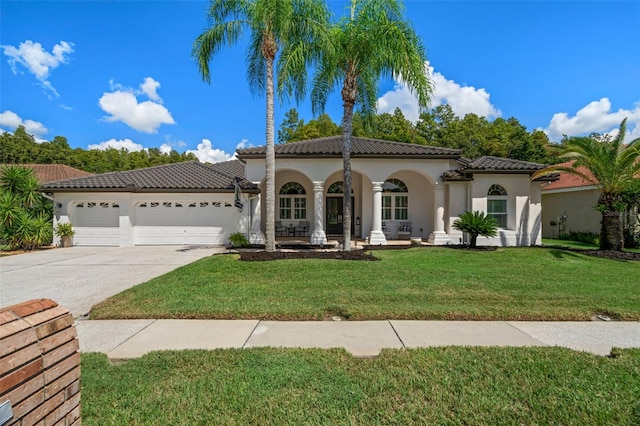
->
[279, 182, 307, 219]
[487, 184, 508, 228]
[381, 179, 408, 221]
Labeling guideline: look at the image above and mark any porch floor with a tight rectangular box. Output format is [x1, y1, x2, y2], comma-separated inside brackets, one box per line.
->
[274, 236, 430, 250]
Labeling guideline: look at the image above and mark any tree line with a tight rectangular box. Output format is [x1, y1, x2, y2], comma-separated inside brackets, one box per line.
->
[0, 126, 197, 174]
[279, 105, 562, 165]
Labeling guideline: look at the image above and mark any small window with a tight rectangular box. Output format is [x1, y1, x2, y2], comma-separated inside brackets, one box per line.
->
[87, 202, 96, 208]
[224, 202, 232, 207]
[175, 203, 182, 208]
[150, 202, 159, 208]
[487, 185, 508, 228]
[327, 181, 353, 194]
[211, 201, 221, 207]
[100, 202, 109, 208]
[200, 202, 209, 207]
[76, 203, 84, 208]
[188, 202, 196, 208]
[112, 203, 119, 208]
[139, 203, 147, 208]
[163, 202, 172, 208]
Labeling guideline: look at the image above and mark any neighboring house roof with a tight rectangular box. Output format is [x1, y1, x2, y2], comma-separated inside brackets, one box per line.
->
[541, 161, 596, 191]
[2, 164, 93, 182]
[236, 136, 462, 159]
[40, 160, 259, 193]
[443, 156, 550, 181]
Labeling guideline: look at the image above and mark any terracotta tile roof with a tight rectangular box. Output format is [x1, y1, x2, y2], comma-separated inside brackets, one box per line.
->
[2, 164, 93, 182]
[236, 136, 462, 159]
[541, 161, 596, 191]
[462, 156, 547, 172]
[443, 156, 549, 181]
[40, 160, 259, 193]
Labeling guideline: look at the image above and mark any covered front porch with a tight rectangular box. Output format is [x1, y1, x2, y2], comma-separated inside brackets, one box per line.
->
[247, 165, 451, 247]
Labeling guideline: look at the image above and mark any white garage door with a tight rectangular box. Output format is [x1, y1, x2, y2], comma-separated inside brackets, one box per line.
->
[71, 202, 120, 246]
[135, 200, 236, 245]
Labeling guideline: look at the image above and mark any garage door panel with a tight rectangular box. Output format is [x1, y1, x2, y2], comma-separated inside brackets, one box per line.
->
[70, 201, 120, 246]
[135, 200, 235, 245]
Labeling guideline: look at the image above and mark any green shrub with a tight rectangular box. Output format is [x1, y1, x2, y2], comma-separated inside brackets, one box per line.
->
[55, 222, 75, 237]
[229, 232, 249, 247]
[453, 211, 498, 248]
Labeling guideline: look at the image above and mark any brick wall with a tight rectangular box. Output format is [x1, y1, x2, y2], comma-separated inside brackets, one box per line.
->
[0, 299, 81, 425]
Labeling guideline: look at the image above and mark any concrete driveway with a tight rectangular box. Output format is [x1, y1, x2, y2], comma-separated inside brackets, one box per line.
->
[0, 245, 225, 318]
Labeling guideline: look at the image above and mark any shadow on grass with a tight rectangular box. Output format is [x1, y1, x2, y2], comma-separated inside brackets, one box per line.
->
[549, 249, 584, 260]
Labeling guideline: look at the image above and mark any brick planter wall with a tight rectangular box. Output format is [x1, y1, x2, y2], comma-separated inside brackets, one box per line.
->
[0, 299, 80, 425]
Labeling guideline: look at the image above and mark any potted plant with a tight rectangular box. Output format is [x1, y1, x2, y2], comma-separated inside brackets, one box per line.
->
[55, 222, 75, 247]
[228, 232, 249, 248]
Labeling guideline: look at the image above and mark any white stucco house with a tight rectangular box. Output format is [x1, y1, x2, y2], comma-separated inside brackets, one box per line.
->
[42, 137, 550, 247]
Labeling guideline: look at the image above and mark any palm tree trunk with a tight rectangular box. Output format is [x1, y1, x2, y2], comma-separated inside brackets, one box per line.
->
[340, 72, 357, 252]
[600, 211, 623, 251]
[264, 55, 276, 252]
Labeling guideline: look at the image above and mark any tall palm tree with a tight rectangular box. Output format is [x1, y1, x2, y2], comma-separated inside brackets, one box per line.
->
[535, 118, 640, 251]
[311, 0, 432, 250]
[193, 0, 329, 252]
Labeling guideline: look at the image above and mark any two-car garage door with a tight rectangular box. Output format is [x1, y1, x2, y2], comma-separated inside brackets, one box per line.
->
[135, 200, 235, 245]
[70, 198, 237, 246]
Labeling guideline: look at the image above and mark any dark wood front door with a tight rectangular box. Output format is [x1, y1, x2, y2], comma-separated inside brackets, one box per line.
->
[326, 197, 354, 235]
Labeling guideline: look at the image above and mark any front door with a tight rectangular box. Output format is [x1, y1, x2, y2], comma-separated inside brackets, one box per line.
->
[326, 197, 354, 235]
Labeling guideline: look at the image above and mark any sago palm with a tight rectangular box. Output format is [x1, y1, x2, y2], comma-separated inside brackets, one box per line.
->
[453, 211, 498, 248]
[193, 0, 330, 252]
[311, 0, 432, 250]
[535, 118, 640, 251]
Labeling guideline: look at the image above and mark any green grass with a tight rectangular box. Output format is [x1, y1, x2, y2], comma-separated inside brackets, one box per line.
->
[91, 247, 640, 321]
[82, 347, 640, 425]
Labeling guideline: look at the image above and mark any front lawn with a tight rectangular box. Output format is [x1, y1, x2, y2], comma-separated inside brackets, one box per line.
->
[82, 347, 640, 425]
[91, 247, 640, 320]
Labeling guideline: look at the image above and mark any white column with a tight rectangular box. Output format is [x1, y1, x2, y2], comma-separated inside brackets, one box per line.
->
[249, 186, 265, 245]
[368, 182, 387, 245]
[310, 181, 327, 245]
[428, 185, 451, 245]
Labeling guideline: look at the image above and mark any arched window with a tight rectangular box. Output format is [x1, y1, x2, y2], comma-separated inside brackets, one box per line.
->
[327, 181, 353, 194]
[487, 184, 507, 228]
[279, 182, 306, 219]
[382, 178, 408, 221]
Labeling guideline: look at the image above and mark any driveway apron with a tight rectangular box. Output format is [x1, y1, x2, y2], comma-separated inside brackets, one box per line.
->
[0, 245, 224, 318]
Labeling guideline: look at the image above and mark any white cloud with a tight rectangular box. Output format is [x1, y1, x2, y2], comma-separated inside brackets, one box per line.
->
[1, 40, 74, 97]
[88, 138, 144, 152]
[140, 77, 162, 102]
[377, 64, 501, 122]
[159, 143, 172, 154]
[0, 110, 48, 136]
[187, 139, 251, 163]
[544, 98, 640, 143]
[235, 139, 252, 150]
[99, 78, 175, 133]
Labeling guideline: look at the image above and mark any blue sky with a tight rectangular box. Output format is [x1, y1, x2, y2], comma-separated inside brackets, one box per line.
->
[1, 0, 639, 163]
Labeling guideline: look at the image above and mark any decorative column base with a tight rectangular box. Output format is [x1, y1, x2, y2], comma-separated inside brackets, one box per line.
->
[250, 231, 265, 245]
[428, 231, 451, 245]
[368, 230, 387, 245]
[310, 230, 327, 245]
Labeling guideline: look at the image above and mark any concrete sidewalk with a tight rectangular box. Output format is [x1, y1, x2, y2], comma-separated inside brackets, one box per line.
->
[75, 319, 640, 359]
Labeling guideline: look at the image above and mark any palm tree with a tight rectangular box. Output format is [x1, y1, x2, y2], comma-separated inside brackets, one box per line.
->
[311, 0, 432, 250]
[453, 211, 498, 248]
[535, 118, 640, 251]
[193, 0, 329, 252]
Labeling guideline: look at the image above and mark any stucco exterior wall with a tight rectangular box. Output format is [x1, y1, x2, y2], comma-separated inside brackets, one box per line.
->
[541, 188, 601, 238]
